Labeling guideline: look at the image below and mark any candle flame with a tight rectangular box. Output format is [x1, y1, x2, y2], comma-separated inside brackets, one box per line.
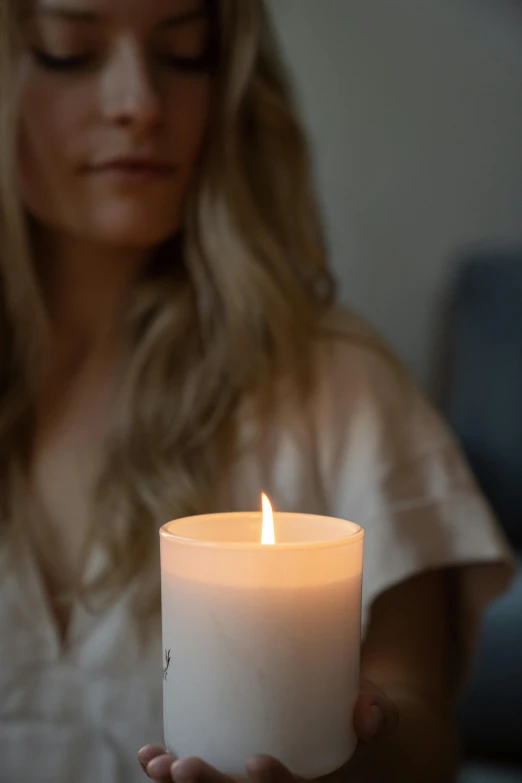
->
[261, 493, 275, 545]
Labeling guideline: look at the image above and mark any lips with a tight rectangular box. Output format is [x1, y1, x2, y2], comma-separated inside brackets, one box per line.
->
[84, 157, 177, 186]
[98, 160, 174, 171]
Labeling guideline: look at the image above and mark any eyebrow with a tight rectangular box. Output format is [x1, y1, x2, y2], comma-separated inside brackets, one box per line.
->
[26, 5, 100, 23]
[160, 9, 208, 30]
[28, 6, 208, 27]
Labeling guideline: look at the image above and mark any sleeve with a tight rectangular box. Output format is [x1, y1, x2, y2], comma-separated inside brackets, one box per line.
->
[313, 330, 515, 665]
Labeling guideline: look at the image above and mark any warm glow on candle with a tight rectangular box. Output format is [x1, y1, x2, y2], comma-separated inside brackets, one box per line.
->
[261, 493, 275, 545]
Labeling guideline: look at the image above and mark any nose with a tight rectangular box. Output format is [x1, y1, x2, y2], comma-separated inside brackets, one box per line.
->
[101, 39, 162, 132]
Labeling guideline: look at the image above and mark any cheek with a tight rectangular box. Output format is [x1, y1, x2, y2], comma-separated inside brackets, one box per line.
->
[166, 78, 212, 177]
[18, 80, 84, 217]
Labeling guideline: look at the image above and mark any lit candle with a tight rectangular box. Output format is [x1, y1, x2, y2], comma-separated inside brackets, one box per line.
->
[160, 496, 363, 780]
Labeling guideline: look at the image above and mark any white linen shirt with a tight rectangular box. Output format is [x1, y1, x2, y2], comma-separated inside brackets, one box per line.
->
[0, 309, 513, 783]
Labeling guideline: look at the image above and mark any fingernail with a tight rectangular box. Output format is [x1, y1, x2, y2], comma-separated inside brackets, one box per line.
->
[138, 747, 152, 764]
[370, 705, 383, 736]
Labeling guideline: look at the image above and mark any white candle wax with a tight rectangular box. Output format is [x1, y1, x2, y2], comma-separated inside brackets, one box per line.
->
[160, 511, 363, 780]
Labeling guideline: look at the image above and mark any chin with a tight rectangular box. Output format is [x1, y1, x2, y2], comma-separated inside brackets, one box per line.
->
[91, 209, 181, 248]
[98, 224, 178, 248]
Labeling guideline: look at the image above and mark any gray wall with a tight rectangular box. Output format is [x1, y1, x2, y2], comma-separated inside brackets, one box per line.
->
[270, 0, 522, 389]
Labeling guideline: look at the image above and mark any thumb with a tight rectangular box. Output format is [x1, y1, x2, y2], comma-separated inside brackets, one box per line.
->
[353, 682, 399, 743]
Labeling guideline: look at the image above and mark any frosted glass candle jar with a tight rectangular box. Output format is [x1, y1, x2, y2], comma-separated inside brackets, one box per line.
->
[160, 509, 363, 780]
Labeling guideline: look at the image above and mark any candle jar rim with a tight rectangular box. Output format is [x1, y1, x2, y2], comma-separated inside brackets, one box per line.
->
[160, 511, 364, 551]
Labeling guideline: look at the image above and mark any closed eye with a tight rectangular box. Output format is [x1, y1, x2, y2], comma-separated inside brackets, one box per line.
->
[160, 50, 215, 73]
[31, 48, 93, 71]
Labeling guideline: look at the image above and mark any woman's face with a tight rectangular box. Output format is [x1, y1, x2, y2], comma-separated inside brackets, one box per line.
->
[18, 0, 213, 248]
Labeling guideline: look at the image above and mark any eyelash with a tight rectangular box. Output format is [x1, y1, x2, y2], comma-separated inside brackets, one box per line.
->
[31, 48, 215, 74]
[32, 49, 92, 71]
[162, 51, 215, 73]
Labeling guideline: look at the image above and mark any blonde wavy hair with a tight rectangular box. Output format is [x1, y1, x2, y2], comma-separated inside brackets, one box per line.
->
[0, 0, 334, 612]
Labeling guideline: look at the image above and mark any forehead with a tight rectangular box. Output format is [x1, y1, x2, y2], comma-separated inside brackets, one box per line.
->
[30, 0, 207, 26]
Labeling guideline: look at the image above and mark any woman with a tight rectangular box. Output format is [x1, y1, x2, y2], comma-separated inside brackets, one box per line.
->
[0, 0, 513, 781]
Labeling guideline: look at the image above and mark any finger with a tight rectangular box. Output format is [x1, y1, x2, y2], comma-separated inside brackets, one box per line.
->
[246, 755, 296, 783]
[353, 685, 399, 742]
[146, 753, 178, 781]
[170, 756, 235, 783]
[139, 745, 170, 770]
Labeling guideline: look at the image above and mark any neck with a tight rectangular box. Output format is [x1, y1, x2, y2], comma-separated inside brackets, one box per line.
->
[36, 229, 151, 349]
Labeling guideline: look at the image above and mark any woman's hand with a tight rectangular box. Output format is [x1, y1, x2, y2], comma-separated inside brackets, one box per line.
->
[138, 681, 398, 783]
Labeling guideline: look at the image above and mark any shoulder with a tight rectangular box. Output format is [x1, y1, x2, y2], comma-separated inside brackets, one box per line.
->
[310, 305, 415, 427]
[307, 305, 458, 479]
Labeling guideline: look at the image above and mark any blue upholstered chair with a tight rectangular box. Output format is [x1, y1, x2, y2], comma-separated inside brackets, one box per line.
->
[442, 250, 522, 782]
